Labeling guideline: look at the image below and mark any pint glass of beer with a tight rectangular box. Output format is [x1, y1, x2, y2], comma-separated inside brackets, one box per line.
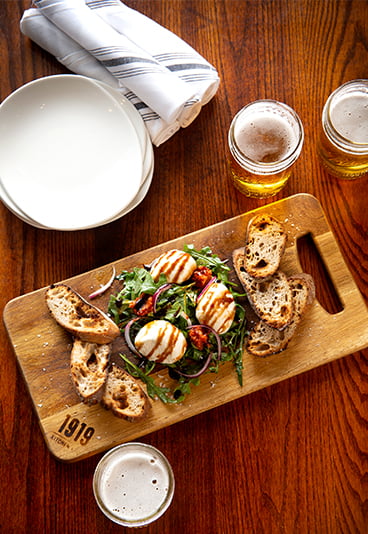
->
[318, 80, 368, 179]
[93, 443, 175, 527]
[228, 100, 304, 198]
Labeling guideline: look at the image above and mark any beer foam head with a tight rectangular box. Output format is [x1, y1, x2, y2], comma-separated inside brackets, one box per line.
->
[330, 93, 368, 144]
[233, 102, 300, 163]
[93, 443, 175, 527]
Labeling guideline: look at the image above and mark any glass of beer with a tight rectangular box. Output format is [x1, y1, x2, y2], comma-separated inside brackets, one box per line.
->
[228, 100, 304, 198]
[318, 79, 368, 179]
[93, 442, 175, 527]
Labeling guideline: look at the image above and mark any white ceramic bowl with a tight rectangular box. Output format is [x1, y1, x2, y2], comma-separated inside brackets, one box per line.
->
[0, 75, 153, 230]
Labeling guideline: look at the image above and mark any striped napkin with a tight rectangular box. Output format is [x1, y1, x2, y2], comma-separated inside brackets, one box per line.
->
[20, 0, 220, 146]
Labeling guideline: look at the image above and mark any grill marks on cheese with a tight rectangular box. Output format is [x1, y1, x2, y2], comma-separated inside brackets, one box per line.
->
[134, 320, 187, 364]
[150, 249, 197, 283]
[139, 251, 237, 363]
[196, 282, 236, 334]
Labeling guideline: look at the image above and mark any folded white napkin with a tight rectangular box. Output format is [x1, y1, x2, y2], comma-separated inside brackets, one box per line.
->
[20, 0, 220, 146]
[20, 8, 178, 145]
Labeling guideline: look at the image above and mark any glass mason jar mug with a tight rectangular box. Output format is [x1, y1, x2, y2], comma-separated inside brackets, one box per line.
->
[228, 100, 304, 198]
[318, 79, 368, 179]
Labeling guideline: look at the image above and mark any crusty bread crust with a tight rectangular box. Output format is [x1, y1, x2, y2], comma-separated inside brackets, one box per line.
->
[233, 249, 293, 330]
[244, 215, 287, 279]
[46, 284, 151, 421]
[101, 363, 151, 422]
[45, 284, 120, 344]
[70, 339, 111, 405]
[246, 274, 315, 357]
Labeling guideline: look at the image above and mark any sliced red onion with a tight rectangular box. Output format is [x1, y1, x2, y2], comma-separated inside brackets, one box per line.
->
[88, 266, 116, 299]
[174, 351, 213, 378]
[124, 318, 143, 358]
[187, 324, 222, 360]
[174, 324, 222, 378]
[152, 283, 172, 313]
[196, 276, 217, 302]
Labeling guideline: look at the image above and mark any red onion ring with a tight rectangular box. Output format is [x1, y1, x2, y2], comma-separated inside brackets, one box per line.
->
[153, 284, 193, 326]
[188, 324, 222, 360]
[174, 351, 213, 378]
[124, 318, 144, 358]
[88, 266, 116, 299]
[174, 324, 222, 378]
[196, 276, 217, 302]
[152, 283, 172, 313]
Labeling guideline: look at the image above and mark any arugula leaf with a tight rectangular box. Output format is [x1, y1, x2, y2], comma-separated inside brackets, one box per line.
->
[117, 268, 164, 298]
[183, 244, 230, 283]
[221, 303, 248, 386]
[108, 268, 166, 326]
[108, 244, 248, 403]
[171, 376, 200, 402]
[120, 354, 184, 404]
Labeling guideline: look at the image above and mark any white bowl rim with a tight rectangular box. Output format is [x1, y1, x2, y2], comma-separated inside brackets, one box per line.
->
[0, 74, 148, 230]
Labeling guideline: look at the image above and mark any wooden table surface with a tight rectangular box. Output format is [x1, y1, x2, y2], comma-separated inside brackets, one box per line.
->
[1, 1, 367, 533]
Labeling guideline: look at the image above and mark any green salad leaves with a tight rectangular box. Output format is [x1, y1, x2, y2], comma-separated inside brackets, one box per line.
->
[108, 245, 247, 404]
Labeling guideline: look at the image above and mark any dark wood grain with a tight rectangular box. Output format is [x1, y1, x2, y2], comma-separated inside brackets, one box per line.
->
[0, 1, 367, 533]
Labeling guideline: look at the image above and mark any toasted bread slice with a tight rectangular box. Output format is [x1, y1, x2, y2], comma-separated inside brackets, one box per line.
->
[246, 273, 315, 357]
[244, 214, 287, 279]
[70, 339, 111, 405]
[233, 249, 293, 329]
[101, 363, 151, 422]
[45, 284, 120, 344]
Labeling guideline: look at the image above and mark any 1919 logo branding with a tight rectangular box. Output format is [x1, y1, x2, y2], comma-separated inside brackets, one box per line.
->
[52, 414, 95, 448]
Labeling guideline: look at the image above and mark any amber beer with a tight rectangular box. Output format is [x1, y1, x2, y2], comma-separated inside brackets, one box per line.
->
[318, 80, 368, 179]
[228, 100, 304, 198]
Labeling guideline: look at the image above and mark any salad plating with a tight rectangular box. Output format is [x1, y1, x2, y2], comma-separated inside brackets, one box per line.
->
[108, 245, 248, 403]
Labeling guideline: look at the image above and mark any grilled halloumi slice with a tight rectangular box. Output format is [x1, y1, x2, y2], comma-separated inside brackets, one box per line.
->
[150, 249, 197, 284]
[134, 320, 187, 364]
[196, 281, 236, 334]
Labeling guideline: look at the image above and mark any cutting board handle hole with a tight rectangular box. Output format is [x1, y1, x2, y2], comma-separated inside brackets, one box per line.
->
[297, 233, 344, 315]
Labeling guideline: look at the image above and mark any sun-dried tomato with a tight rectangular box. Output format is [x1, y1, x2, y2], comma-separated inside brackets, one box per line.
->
[189, 326, 210, 350]
[191, 266, 213, 289]
[129, 294, 154, 316]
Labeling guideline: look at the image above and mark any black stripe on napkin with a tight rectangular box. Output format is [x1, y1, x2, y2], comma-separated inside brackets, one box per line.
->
[100, 56, 158, 67]
[167, 63, 216, 72]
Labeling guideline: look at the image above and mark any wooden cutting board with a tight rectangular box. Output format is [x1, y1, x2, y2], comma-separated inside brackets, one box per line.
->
[3, 193, 368, 462]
